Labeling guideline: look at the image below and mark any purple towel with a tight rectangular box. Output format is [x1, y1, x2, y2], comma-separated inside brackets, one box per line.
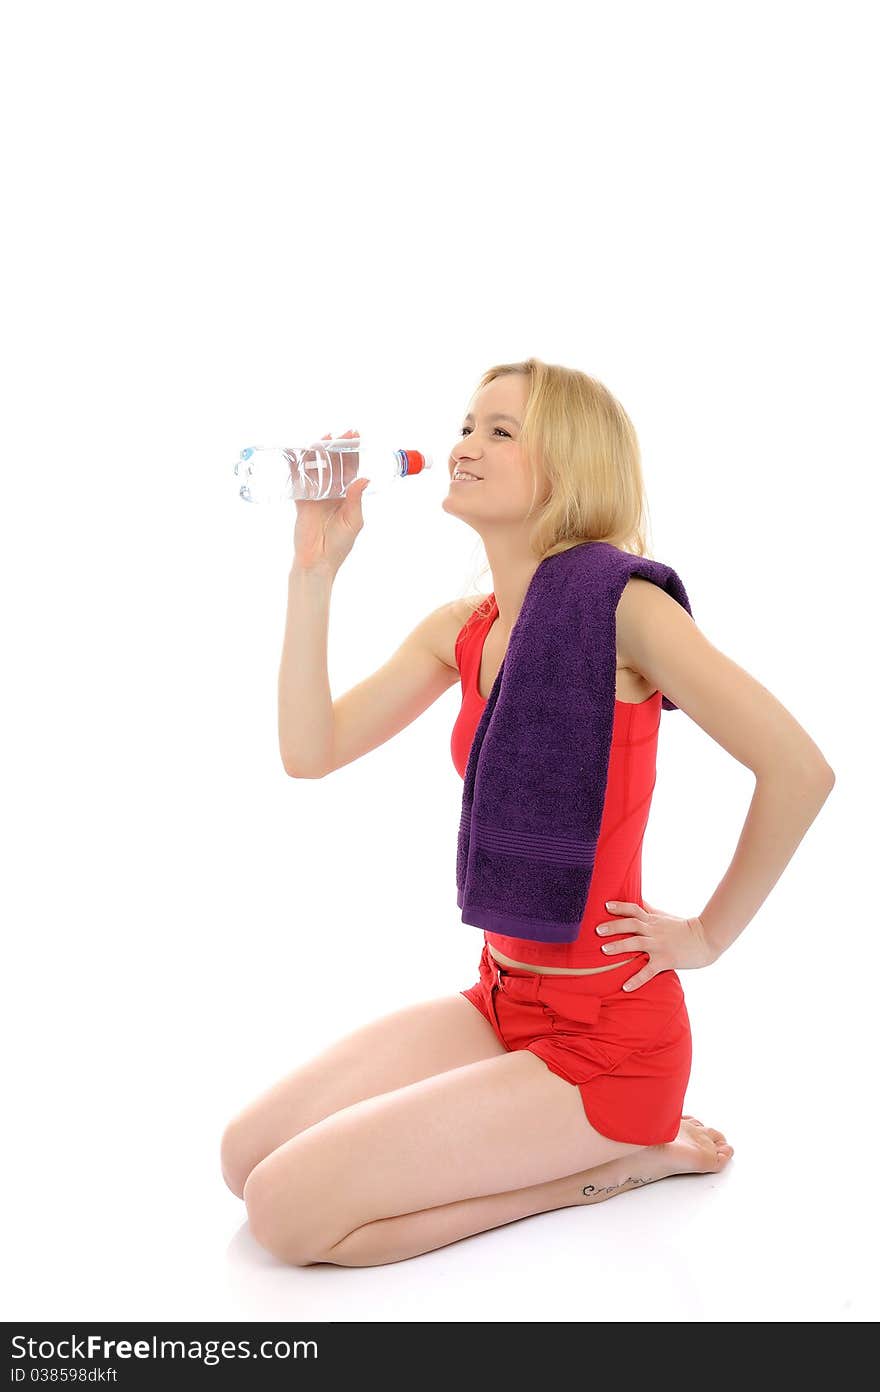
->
[456, 540, 693, 943]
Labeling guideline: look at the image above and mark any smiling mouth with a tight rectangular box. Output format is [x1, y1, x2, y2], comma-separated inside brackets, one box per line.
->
[452, 473, 482, 482]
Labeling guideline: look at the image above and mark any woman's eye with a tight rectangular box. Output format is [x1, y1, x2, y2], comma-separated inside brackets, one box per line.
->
[458, 427, 510, 438]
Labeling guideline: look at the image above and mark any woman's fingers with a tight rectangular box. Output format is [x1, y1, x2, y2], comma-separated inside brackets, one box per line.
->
[600, 935, 648, 956]
[622, 968, 657, 992]
[605, 900, 647, 918]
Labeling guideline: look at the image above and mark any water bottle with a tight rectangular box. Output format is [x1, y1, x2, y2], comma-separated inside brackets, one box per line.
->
[232, 431, 433, 503]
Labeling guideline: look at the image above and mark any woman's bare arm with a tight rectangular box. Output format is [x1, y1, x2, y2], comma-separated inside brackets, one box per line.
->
[615, 578, 835, 958]
[279, 565, 465, 777]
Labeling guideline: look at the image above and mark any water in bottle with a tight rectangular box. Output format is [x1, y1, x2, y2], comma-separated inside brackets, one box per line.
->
[233, 435, 433, 502]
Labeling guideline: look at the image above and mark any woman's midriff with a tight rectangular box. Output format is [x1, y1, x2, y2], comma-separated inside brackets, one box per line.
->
[451, 593, 661, 978]
[486, 943, 640, 975]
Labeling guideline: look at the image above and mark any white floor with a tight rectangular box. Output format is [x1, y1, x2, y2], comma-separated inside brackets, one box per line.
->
[5, 930, 877, 1324]
[3, 1111, 872, 1323]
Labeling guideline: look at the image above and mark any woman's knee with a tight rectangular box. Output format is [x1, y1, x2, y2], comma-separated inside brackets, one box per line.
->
[220, 1116, 261, 1200]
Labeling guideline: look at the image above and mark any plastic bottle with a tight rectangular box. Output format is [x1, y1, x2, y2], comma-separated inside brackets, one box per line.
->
[233, 433, 433, 503]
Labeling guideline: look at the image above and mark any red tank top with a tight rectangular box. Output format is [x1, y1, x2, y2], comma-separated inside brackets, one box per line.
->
[450, 594, 660, 969]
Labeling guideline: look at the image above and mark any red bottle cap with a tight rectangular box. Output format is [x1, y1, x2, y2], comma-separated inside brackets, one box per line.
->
[400, 449, 432, 476]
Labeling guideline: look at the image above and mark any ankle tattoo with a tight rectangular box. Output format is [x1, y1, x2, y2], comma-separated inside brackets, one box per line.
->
[581, 1176, 654, 1198]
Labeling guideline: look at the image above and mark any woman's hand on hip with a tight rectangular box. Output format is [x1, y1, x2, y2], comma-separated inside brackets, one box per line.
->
[595, 901, 718, 991]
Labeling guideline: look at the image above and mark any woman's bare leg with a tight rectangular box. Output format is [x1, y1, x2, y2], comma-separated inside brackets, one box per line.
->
[320, 1116, 734, 1267]
[242, 1032, 733, 1269]
[221, 993, 508, 1198]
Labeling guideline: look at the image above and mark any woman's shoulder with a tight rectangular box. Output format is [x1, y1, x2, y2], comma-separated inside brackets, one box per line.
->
[455, 591, 494, 619]
[439, 593, 494, 670]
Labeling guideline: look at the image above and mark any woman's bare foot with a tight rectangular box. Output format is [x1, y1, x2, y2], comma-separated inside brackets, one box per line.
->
[576, 1116, 734, 1205]
[657, 1114, 735, 1179]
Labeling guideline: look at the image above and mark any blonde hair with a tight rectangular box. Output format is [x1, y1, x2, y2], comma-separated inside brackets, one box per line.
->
[458, 357, 656, 616]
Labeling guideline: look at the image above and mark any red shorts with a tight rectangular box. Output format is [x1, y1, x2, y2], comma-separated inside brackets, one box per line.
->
[460, 941, 692, 1145]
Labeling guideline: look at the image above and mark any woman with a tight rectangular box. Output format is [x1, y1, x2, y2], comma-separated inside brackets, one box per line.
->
[220, 358, 835, 1267]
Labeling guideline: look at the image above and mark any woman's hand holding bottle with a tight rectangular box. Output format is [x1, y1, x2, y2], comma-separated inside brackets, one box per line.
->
[292, 429, 369, 576]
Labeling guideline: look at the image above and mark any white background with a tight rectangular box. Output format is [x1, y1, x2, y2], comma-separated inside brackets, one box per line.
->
[2, 0, 877, 1324]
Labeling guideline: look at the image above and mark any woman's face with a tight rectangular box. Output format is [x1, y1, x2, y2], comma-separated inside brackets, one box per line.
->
[442, 375, 548, 527]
